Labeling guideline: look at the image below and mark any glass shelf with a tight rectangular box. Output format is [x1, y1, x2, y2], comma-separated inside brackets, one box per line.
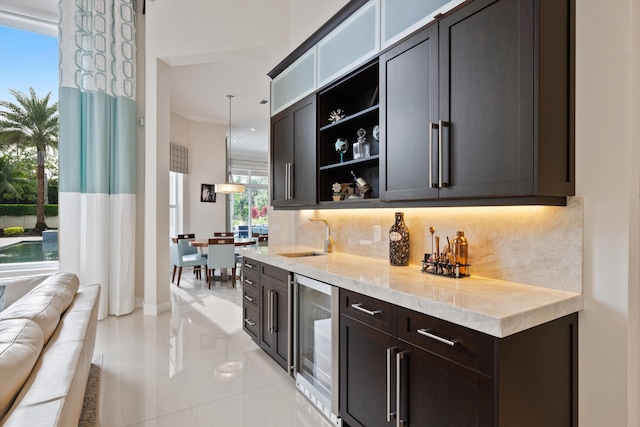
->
[319, 155, 379, 171]
[319, 105, 379, 132]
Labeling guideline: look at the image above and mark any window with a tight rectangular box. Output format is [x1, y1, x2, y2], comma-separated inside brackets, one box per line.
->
[169, 171, 184, 239]
[229, 168, 268, 236]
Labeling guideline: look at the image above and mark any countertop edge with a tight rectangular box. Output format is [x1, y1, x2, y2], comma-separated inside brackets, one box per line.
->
[239, 246, 584, 338]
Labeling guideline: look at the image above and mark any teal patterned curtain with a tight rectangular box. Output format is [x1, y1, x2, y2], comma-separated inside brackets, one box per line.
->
[58, 0, 137, 319]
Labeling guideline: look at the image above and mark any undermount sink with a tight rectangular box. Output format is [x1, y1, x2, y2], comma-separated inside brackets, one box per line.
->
[278, 251, 328, 258]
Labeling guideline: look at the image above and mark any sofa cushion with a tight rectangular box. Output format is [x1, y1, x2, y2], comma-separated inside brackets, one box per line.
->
[0, 292, 65, 345]
[0, 275, 48, 310]
[0, 318, 44, 419]
[29, 273, 79, 313]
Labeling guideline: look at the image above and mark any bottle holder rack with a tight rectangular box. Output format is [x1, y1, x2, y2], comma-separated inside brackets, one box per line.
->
[420, 255, 471, 279]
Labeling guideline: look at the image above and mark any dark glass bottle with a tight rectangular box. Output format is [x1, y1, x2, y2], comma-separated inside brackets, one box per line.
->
[389, 212, 410, 266]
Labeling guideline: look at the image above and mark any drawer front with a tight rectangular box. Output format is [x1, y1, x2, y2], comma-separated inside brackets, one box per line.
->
[243, 305, 259, 342]
[261, 263, 290, 283]
[341, 289, 397, 335]
[243, 257, 260, 273]
[398, 307, 494, 376]
[243, 284, 259, 309]
[242, 268, 260, 292]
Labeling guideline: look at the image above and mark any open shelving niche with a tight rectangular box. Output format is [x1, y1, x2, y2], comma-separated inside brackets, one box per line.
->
[317, 60, 380, 204]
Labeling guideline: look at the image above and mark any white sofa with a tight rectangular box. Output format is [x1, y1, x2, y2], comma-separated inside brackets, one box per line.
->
[0, 272, 100, 426]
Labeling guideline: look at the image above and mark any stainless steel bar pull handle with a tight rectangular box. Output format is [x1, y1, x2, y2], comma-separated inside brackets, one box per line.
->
[285, 162, 295, 200]
[386, 347, 397, 422]
[244, 318, 256, 327]
[351, 303, 382, 316]
[244, 295, 255, 302]
[285, 163, 290, 200]
[244, 279, 255, 286]
[289, 163, 294, 199]
[438, 120, 443, 188]
[417, 328, 456, 347]
[268, 290, 273, 332]
[244, 263, 255, 270]
[397, 351, 407, 427]
[271, 290, 278, 333]
[429, 122, 438, 188]
[287, 275, 293, 376]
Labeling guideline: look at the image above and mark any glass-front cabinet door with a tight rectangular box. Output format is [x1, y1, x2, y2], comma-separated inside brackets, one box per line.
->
[297, 281, 333, 399]
[271, 49, 316, 115]
[317, 1, 378, 87]
[381, 0, 465, 48]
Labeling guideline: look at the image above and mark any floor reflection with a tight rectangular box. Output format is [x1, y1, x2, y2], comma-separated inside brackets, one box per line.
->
[95, 274, 332, 427]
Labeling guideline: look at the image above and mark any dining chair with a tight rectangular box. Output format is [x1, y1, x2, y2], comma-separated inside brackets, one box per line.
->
[177, 233, 205, 278]
[237, 225, 249, 238]
[206, 237, 237, 288]
[214, 232, 234, 237]
[171, 235, 207, 286]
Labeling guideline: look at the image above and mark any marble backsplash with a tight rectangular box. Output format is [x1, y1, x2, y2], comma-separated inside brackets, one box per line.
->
[268, 196, 582, 293]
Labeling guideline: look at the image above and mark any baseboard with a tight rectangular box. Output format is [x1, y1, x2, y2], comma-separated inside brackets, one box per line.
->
[142, 299, 172, 316]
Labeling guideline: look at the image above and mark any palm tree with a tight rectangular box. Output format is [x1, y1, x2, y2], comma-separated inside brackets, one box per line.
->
[0, 88, 58, 231]
[0, 156, 30, 203]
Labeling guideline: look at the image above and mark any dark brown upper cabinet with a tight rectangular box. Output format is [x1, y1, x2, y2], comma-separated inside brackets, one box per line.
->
[270, 94, 317, 207]
[379, 0, 574, 205]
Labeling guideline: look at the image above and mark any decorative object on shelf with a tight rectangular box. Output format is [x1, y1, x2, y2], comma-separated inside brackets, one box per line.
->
[421, 256, 471, 278]
[452, 231, 469, 275]
[342, 183, 355, 198]
[372, 124, 379, 141]
[335, 138, 348, 162]
[201, 184, 216, 202]
[353, 128, 370, 160]
[421, 230, 470, 278]
[215, 95, 245, 194]
[429, 226, 435, 255]
[389, 212, 409, 266]
[350, 170, 372, 199]
[369, 86, 379, 106]
[332, 182, 342, 201]
[328, 109, 345, 123]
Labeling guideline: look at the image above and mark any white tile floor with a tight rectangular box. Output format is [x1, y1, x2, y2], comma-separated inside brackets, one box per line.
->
[94, 273, 333, 427]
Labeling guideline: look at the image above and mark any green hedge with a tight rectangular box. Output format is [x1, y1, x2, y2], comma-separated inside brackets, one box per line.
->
[0, 205, 58, 216]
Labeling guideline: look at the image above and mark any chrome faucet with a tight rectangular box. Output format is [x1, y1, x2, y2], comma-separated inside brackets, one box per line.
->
[309, 218, 335, 253]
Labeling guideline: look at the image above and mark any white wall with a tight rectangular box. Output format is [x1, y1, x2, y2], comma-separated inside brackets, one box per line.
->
[628, 2, 640, 423]
[575, 0, 639, 425]
[170, 112, 227, 238]
[186, 119, 227, 237]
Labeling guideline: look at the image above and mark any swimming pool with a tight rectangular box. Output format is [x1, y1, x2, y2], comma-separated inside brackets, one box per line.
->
[0, 241, 59, 263]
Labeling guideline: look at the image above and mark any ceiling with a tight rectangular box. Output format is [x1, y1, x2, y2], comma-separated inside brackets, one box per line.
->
[0, 0, 272, 162]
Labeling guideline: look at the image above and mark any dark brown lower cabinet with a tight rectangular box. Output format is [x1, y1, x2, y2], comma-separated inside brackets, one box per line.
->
[340, 289, 578, 427]
[259, 274, 289, 369]
[258, 263, 290, 371]
[242, 257, 290, 371]
[395, 336, 493, 426]
[340, 315, 397, 427]
[241, 258, 260, 343]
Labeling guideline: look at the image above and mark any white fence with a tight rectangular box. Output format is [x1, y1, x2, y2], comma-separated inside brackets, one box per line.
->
[0, 216, 59, 230]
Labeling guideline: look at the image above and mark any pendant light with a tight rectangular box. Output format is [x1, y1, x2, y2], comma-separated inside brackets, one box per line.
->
[215, 94, 246, 194]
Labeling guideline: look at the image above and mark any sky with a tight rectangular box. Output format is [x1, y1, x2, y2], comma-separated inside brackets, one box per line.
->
[0, 25, 58, 104]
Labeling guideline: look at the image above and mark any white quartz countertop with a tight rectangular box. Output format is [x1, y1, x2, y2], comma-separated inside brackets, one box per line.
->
[239, 245, 584, 338]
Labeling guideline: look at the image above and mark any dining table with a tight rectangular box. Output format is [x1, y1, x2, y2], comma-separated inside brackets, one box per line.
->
[188, 237, 256, 282]
[188, 237, 257, 248]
